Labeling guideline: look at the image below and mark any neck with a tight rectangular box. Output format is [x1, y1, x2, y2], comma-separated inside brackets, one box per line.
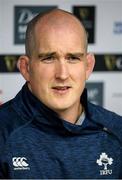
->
[55, 103, 83, 124]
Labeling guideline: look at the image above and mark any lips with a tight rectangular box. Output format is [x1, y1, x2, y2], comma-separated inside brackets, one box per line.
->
[52, 86, 71, 90]
[52, 86, 71, 94]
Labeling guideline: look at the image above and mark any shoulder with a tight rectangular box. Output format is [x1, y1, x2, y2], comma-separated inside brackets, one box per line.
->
[0, 100, 22, 127]
[88, 102, 122, 143]
[88, 102, 122, 120]
[0, 100, 28, 150]
[0, 100, 16, 126]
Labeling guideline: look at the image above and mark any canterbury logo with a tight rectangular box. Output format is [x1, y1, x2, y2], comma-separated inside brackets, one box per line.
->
[12, 157, 30, 170]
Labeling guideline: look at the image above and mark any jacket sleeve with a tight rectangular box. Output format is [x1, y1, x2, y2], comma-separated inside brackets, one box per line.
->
[0, 130, 7, 178]
[119, 146, 122, 178]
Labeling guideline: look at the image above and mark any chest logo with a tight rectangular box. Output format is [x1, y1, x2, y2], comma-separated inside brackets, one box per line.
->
[12, 157, 30, 170]
[96, 152, 113, 175]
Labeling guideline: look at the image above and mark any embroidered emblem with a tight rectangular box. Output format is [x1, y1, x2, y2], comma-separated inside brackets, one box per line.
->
[96, 152, 113, 175]
[12, 157, 30, 170]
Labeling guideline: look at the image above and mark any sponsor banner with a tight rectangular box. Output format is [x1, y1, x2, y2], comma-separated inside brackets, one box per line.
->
[94, 54, 122, 72]
[86, 82, 103, 106]
[0, 74, 25, 104]
[88, 73, 122, 116]
[73, 6, 95, 44]
[0, 89, 3, 105]
[0, 55, 20, 73]
[14, 6, 57, 44]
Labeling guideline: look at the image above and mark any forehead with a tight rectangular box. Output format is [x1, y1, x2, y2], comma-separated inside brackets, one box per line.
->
[34, 22, 86, 53]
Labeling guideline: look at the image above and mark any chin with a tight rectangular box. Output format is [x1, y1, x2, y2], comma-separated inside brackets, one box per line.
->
[50, 102, 73, 111]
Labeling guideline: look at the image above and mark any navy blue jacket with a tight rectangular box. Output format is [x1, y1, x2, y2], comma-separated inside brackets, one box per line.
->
[0, 84, 122, 179]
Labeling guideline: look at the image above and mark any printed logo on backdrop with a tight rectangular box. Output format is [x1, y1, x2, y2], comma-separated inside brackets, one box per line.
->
[14, 6, 57, 44]
[86, 82, 103, 106]
[94, 54, 122, 71]
[73, 6, 95, 44]
[113, 21, 122, 34]
[0, 55, 20, 72]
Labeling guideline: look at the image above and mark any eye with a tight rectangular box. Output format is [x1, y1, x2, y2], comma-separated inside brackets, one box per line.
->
[67, 56, 81, 63]
[40, 56, 55, 63]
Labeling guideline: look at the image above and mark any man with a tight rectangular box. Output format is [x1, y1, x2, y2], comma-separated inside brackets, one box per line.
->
[0, 9, 122, 179]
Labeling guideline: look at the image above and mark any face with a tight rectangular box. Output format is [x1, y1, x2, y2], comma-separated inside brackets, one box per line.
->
[19, 22, 95, 114]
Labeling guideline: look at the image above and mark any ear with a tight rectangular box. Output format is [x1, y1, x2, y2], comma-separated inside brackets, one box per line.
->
[86, 53, 95, 80]
[17, 55, 30, 82]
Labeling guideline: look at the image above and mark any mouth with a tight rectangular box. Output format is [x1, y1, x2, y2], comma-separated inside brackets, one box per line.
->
[52, 86, 71, 94]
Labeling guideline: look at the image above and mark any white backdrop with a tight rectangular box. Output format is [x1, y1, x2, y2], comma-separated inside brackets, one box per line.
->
[0, 0, 122, 115]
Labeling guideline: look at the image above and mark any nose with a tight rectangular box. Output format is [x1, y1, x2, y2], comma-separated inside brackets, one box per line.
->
[55, 60, 69, 80]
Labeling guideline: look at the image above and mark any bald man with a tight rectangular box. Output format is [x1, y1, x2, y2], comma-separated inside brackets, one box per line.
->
[0, 9, 122, 179]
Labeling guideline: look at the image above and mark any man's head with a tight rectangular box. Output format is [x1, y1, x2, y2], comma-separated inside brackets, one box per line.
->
[18, 9, 95, 117]
[25, 9, 88, 58]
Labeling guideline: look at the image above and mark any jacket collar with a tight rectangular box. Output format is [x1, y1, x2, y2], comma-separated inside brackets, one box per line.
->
[12, 83, 102, 134]
[12, 83, 122, 141]
[88, 102, 122, 144]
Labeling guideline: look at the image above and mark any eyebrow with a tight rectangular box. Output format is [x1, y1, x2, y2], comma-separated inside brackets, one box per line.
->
[66, 53, 85, 57]
[38, 52, 56, 58]
[38, 52, 85, 58]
